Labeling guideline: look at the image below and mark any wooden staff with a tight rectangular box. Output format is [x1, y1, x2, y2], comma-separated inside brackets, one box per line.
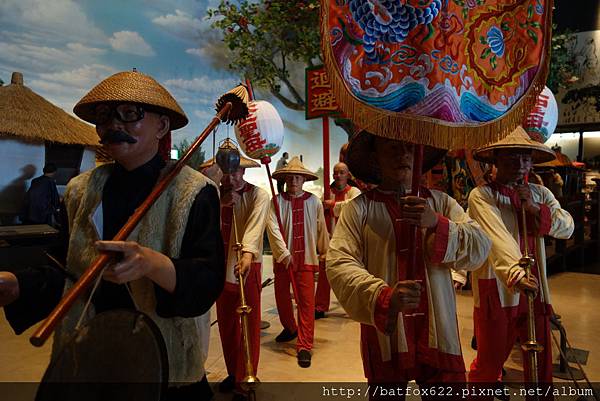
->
[30, 86, 249, 347]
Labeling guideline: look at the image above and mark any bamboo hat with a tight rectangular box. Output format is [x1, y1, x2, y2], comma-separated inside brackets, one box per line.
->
[200, 156, 260, 170]
[346, 130, 447, 185]
[73, 70, 188, 130]
[473, 125, 556, 164]
[271, 156, 318, 181]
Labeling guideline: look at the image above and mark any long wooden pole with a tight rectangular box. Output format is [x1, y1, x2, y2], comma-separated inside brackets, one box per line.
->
[242, 77, 301, 299]
[30, 102, 233, 347]
[322, 117, 332, 232]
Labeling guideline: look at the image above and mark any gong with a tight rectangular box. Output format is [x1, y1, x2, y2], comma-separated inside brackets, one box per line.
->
[36, 309, 168, 401]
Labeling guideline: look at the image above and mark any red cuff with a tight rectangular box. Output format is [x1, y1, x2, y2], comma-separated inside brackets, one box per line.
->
[430, 214, 450, 264]
[374, 286, 393, 333]
[537, 203, 551, 236]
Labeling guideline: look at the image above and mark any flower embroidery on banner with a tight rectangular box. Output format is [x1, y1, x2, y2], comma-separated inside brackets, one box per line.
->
[486, 26, 505, 57]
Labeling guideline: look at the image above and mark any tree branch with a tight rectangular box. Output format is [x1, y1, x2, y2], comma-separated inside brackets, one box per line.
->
[279, 74, 305, 105]
[262, 53, 305, 106]
[268, 83, 305, 110]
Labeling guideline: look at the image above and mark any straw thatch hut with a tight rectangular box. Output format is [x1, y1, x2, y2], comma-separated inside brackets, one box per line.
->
[0, 72, 99, 224]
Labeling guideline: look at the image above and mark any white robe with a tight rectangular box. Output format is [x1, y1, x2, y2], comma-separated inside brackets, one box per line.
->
[223, 184, 270, 284]
[267, 191, 329, 267]
[326, 189, 491, 365]
[468, 183, 574, 309]
[323, 185, 361, 234]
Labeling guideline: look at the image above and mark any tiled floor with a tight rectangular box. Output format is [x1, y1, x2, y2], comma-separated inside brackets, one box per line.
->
[1, 257, 599, 400]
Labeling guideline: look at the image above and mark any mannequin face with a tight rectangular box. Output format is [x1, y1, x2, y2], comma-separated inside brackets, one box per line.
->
[95, 103, 169, 171]
[494, 149, 533, 185]
[373, 137, 414, 190]
[285, 174, 306, 196]
[221, 168, 245, 192]
[332, 163, 350, 189]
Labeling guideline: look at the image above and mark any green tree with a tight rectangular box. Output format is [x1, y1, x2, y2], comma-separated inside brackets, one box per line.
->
[173, 138, 206, 170]
[547, 27, 582, 93]
[207, 0, 320, 111]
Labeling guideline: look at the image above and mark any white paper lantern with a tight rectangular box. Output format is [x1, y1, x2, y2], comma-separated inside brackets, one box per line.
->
[235, 100, 284, 162]
[523, 86, 558, 143]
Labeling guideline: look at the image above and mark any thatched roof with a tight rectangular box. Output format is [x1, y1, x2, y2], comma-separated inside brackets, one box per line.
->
[0, 72, 99, 146]
[537, 148, 572, 167]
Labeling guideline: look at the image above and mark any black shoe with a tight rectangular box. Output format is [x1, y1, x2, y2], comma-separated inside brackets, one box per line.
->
[297, 349, 311, 368]
[471, 335, 477, 350]
[315, 310, 326, 320]
[275, 328, 297, 343]
[219, 375, 235, 393]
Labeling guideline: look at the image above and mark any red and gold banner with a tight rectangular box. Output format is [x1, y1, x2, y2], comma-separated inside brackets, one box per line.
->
[321, 0, 553, 149]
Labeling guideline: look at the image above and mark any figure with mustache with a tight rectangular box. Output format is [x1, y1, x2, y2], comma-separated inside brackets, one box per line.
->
[200, 155, 270, 401]
[326, 131, 491, 399]
[468, 127, 574, 397]
[0, 71, 224, 400]
[266, 156, 329, 368]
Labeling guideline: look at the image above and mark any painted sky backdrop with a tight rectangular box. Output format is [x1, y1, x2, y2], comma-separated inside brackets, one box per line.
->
[0, 0, 347, 193]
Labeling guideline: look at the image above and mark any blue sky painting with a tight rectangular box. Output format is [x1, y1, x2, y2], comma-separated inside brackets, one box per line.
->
[0, 0, 347, 191]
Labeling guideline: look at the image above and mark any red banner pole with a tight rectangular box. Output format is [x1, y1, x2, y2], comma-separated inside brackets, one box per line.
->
[322, 116, 332, 232]
[244, 76, 300, 302]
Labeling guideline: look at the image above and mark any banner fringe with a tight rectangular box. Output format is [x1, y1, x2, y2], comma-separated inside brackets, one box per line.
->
[319, 0, 553, 150]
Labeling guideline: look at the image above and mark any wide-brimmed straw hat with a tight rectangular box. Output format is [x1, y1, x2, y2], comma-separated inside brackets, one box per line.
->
[200, 156, 260, 170]
[271, 156, 318, 181]
[473, 125, 555, 164]
[73, 70, 188, 130]
[346, 131, 447, 185]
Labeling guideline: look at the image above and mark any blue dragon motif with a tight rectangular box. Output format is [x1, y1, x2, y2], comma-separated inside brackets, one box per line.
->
[349, 0, 443, 62]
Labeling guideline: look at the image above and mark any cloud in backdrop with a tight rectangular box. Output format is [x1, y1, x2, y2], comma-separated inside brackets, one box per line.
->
[0, 0, 347, 193]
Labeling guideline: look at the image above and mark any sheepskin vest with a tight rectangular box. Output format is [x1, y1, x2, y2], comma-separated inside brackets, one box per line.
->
[54, 162, 215, 384]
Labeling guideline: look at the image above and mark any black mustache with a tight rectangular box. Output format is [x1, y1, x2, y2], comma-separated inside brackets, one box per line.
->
[100, 130, 137, 145]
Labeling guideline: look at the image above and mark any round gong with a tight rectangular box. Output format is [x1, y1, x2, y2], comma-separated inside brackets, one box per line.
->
[36, 309, 168, 401]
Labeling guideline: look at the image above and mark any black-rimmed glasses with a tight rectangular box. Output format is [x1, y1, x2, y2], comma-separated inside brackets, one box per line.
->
[94, 103, 146, 125]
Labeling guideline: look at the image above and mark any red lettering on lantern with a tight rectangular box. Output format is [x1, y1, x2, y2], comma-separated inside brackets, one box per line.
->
[238, 113, 267, 153]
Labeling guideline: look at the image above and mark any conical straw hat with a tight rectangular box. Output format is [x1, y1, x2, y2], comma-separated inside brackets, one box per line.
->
[200, 156, 260, 170]
[74, 70, 188, 130]
[473, 125, 555, 164]
[346, 130, 447, 185]
[271, 156, 318, 181]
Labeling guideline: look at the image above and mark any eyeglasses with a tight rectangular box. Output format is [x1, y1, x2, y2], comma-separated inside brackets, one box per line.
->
[94, 103, 146, 125]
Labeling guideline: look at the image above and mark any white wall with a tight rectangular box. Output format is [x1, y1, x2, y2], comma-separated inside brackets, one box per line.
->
[81, 147, 96, 172]
[0, 138, 45, 224]
[0, 139, 97, 224]
[546, 132, 600, 161]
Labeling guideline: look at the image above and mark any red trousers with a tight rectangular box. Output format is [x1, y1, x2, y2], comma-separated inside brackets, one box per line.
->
[274, 263, 315, 351]
[315, 260, 330, 313]
[468, 306, 553, 400]
[216, 264, 261, 387]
